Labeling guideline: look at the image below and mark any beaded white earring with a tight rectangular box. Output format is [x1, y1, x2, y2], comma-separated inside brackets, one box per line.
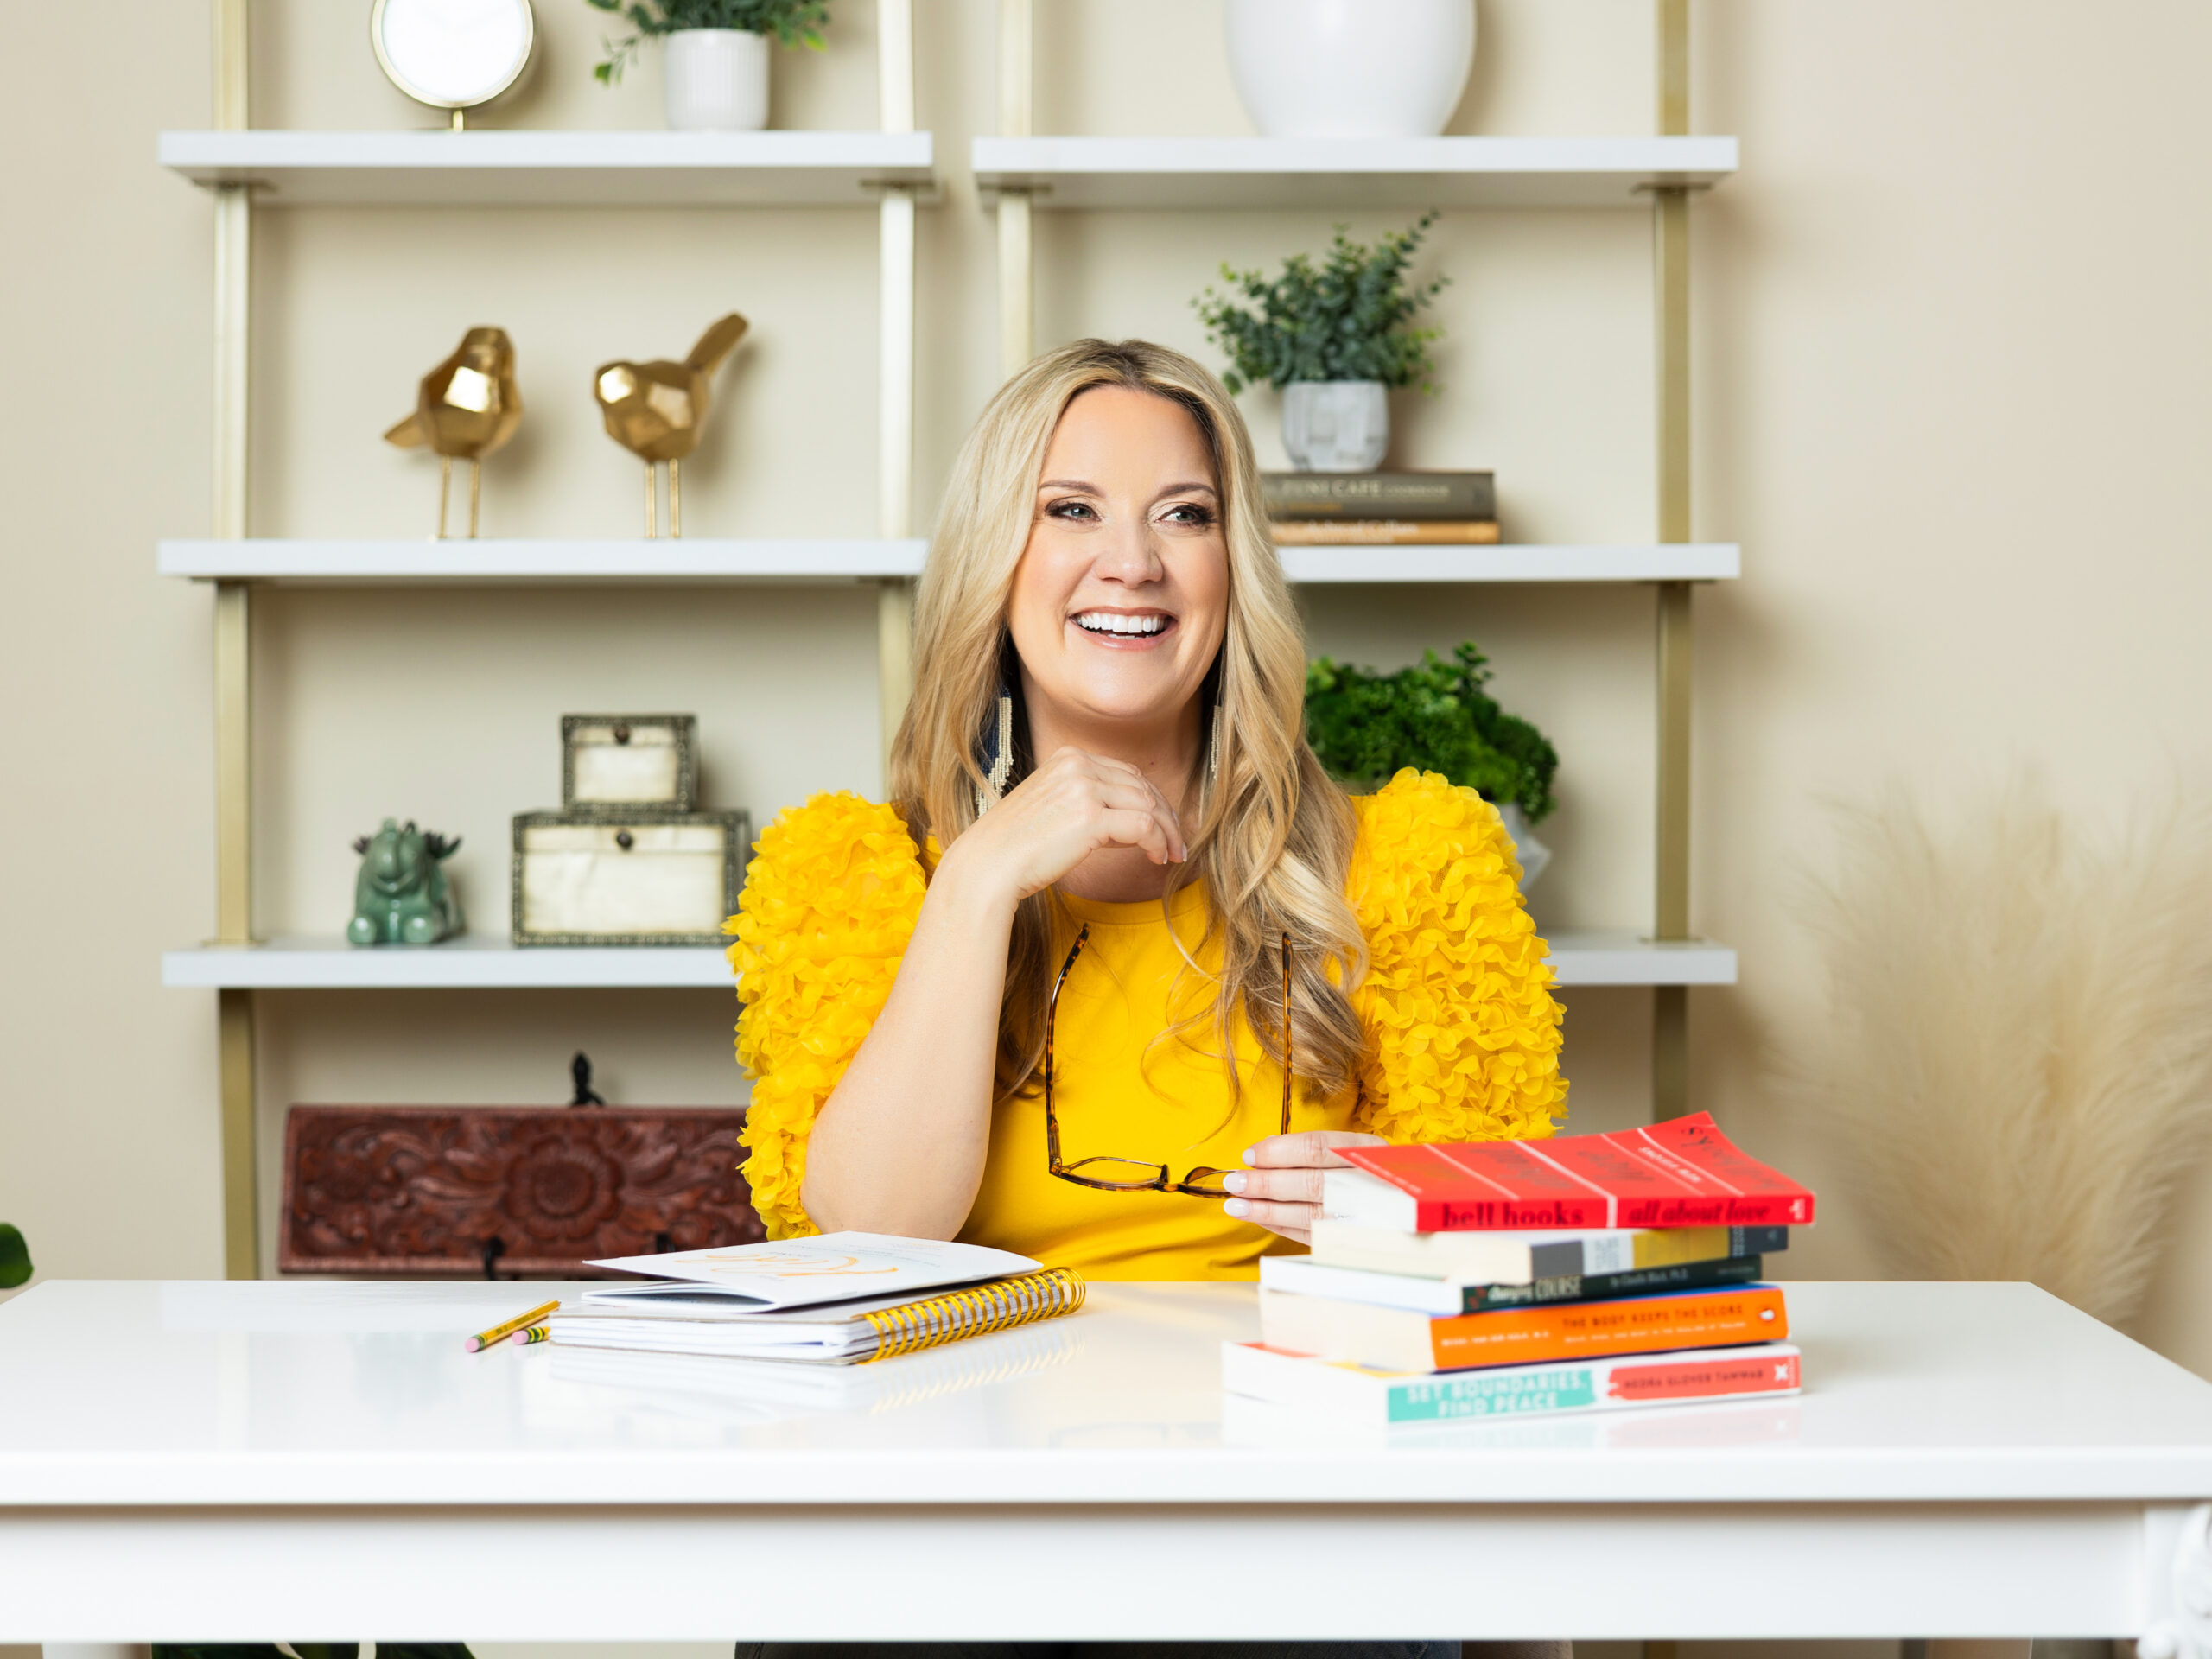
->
[974, 687, 1015, 817]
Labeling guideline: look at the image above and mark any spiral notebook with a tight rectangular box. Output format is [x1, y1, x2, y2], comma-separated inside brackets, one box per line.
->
[550, 1268, 1085, 1363]
[553, 1234, 1086, 1364]
[547, 1318, 1084, 1414]
[581, 1232, 1043, 1310]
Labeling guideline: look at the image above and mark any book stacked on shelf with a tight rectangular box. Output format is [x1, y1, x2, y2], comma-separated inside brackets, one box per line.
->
[1225, 1112, 1815, 1429]
[546, 1232, 1085, 1365]
[1264, 470, 1498, 546]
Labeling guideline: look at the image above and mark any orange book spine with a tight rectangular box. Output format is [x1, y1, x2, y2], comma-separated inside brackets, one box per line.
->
[1427, 1285, 1789, 1370]
[1271, 519, 1502, 545]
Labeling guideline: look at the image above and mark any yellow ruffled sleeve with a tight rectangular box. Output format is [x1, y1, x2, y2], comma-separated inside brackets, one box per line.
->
[1348, 769, 1567, 1145]
[724, 792, 927, 1239]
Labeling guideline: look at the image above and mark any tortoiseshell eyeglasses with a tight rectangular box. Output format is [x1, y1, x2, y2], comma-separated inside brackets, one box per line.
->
[1042, 925, 1294, 1198]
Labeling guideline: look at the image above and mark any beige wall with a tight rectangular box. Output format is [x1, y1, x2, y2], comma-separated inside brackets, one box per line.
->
[1, 0, 2208, 1386]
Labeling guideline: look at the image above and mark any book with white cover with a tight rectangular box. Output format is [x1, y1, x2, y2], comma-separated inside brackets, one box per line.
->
[1306, 1217, 1789, 1282]
[1223, 1338, 1802, 1427]
[1259, 1249, 1761, 1314]
[582, 1231, 1039, 1309]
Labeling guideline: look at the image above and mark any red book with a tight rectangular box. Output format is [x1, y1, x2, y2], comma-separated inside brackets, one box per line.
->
[1332, 1112, 1816, 1231]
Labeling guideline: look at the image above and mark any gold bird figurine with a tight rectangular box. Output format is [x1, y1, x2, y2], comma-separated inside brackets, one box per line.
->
[593, 313, 749, 537]
[384, 326, 524, 540]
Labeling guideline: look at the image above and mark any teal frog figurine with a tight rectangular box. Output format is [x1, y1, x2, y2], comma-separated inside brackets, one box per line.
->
[347, 819, 465, 946]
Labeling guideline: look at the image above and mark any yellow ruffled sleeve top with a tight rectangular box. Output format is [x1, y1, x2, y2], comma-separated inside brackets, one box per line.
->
[724, 769, 1567, 1277]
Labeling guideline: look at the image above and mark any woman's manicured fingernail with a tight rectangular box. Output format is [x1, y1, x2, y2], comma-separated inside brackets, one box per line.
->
[1223, 1172, 1247, 1195]
[1224, 1198, 1249, 1218]
[1242, 1147, 1257, 1166]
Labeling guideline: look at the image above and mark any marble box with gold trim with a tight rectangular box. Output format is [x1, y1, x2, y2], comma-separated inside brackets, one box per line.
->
[511, 808, 748, 947]
[561, 714, 697, 815]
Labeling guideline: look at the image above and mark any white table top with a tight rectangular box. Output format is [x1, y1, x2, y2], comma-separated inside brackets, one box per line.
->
[3, 1279, 2209, 1509]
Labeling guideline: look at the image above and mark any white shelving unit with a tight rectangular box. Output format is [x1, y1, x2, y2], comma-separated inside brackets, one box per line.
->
[159, 539, 1738, 586]
[158, 130, 934, 207]
[971, 134, 1736, 211]
[165, 0, 1736, 1274]
[163, 931, 1733, 993]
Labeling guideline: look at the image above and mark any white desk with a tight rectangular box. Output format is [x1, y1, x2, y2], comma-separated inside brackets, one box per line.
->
[2, 1281, 2209, 1649]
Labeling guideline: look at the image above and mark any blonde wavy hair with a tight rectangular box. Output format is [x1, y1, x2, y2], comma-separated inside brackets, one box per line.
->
[890, 338, 1366, 1103]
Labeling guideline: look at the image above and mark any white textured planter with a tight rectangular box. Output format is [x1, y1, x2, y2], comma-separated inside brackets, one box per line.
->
[1225, 0, 1475, 140]
[1281, 380, 1389, 473]
[1495, 803, 1553, 890]
[663, 29, 768, 132]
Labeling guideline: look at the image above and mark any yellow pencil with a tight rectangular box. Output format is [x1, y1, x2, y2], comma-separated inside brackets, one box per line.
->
[466, 1299, 559, 1351]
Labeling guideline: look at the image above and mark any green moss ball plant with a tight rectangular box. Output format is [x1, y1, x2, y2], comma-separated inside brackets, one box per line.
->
[1304, 642, 1559, 823]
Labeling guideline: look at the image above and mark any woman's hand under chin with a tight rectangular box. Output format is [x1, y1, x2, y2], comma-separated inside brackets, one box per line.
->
[938, 744, 1190, 912]
[1221, 1129, 1388, 1247]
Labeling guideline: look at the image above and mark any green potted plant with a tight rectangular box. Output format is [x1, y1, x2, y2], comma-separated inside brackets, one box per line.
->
[586, 0, 830, 130]
[1194, 213, 1446, 472]
[1304, 641, 1560, 883]
[0, 1224, 31, 1292]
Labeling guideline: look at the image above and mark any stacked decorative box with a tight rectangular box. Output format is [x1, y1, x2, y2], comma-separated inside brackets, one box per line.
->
[512, 715, 750, 947]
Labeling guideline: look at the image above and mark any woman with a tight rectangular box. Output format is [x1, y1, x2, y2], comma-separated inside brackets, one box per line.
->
[730, 338, 1566, 1273]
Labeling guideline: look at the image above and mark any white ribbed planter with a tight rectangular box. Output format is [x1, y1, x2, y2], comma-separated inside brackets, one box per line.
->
[1281, 380, 1389, 473]
[663, 29, 769, 132]
[1225, 0, 1475, 140]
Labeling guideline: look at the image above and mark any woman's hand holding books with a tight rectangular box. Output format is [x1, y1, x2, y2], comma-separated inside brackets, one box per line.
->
[1223, 1129, 1389, 1245]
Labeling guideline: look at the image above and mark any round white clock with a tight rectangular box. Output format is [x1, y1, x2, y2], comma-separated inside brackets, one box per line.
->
[370, 0, 536, 124]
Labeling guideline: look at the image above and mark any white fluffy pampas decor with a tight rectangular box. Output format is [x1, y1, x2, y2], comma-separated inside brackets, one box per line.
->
[1791, 780, 2212, 1327]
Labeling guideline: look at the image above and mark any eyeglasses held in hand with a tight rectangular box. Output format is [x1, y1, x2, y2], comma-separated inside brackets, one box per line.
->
[1043, 924, 1293, 1198]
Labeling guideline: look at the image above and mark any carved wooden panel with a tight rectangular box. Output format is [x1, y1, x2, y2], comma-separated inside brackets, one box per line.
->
[278, 1105, 764, 1276]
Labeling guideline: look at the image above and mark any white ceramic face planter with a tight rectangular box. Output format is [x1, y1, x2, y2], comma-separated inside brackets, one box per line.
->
[1224, 0, 1476, 140]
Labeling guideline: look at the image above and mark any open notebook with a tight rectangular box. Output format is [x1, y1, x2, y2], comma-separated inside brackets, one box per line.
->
[550, 1231, 1086, 1363]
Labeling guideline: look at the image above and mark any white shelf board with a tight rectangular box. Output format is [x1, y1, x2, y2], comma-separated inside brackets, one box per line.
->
[1539, 930, 1737, 988]
[1278, 543, 1737, 582]
[157, 540, 1734, 585]
[162, 931, 1732, 991]
[157, 539, 927, 584]
[159, 130, 934, 208]
[972, 135, 1737, 211]
[163, 938, 733, 990]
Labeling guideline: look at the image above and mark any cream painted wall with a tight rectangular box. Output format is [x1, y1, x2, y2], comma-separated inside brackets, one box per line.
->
[0, 2, 2207, 1396]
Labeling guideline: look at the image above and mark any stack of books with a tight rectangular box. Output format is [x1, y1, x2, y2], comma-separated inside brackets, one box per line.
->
[1224, 1112, 1815, 1428]
[1263, 470, 1497, 546]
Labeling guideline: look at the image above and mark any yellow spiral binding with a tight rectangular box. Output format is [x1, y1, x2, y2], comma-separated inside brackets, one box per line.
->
[856, 1267, 1088, 1363]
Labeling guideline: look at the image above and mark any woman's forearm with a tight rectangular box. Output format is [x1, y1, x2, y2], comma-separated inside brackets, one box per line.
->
[798, 847, 1015, 1238]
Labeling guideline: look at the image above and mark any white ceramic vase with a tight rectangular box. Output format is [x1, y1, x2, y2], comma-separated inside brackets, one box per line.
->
[1224, 0, 1475, 140]
[1281, 381, 1389, 473]
[1495, 802, 1553, 890]
[663, 29, 769, 131]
